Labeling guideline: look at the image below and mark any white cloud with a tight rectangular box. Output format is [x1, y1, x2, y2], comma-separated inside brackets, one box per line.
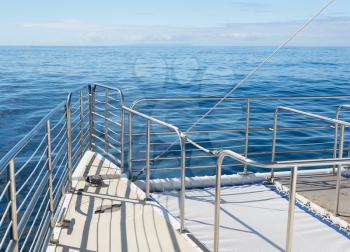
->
[20, 17, 350, 46]
[23, 20, 109, 31]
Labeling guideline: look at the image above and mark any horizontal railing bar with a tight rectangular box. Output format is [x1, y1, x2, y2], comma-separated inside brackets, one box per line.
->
[131, 95, 350, 108]
[0, 201, 11, 227]
[107, 133, 121, 146]
[52, 154, 67, 182]
[129, 125, 333, 136]
[93, 112, 121, 126]
[30, 210, 50, 252]
[278, 106, 350, 127]
[15, 133, 48, 177]
[92, 143, 121, 165]
[133, 163, 242, 172]
[20, 192, 49, 252]
[51, 114, 66, 131]
[17, 159, 48, 212]
[106, 103, 120, 111]
[53, 168, 68, 197]
[51, 140, 67, 168]
[108, 110, 120, 118]
[16, 147, 48, 195]
[92, 134, 121, 153]
[0, 220, 13, 250]
[0, 181, 10, 202]
[123, 106, 180, 133]
[0, 100, 66, 172]
[17, 172, 50, 238]
[51, 124, 66, 144]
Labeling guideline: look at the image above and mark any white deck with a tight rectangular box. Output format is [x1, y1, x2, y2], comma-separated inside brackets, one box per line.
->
[48, 151, 197, 252]
[153, 184, 350, 252]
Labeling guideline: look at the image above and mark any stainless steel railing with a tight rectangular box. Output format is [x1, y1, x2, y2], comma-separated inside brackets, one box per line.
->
[212, 107, 350, 252]
[0, 86, 89, 251]
[2, 84, 350, 252]
[129, 96, 350, 179]
[0, 84, 125, 252]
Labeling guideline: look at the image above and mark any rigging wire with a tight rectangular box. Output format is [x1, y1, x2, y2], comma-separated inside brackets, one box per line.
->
[134, 0, 337, 179]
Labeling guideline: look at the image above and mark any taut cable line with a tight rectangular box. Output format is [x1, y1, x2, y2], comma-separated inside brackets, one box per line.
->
[134, 0, 337, 179]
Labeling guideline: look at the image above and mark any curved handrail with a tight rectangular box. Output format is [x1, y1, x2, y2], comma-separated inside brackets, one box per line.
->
[122, 105, 187, 232]
[130, 95, 350, 110]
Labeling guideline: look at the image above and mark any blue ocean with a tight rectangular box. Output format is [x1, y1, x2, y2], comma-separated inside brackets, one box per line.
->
[1, 46, 350, 162]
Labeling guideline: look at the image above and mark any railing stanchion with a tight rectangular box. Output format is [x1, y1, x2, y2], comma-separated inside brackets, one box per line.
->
[179, 134, 186, 233]
[79, 89, 84, 158]
[285, 165, 298, 252]
[65, 95, 73, 192]
[8, 159, 19, 251]
[243, 98, 250, 174]
[47, 120, 55, 229]
[120, 108, 125, 173]
[214, 153, 224, 252]
[335, 125, 345, 215]
[146, 120, 151, 199]
[104, 89, 109, 154]
[128, 112, 133, 178]
[271, 108, 279, 178]
[332, 108, 341, 175]
[88, 85, 95, 150]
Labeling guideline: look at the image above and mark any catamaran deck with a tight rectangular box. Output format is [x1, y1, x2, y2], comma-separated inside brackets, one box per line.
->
[48, 151, 197, 252]
[275, 171, 350, 223]
[152, 182, 350, 252]
[48, 151, 350, 252]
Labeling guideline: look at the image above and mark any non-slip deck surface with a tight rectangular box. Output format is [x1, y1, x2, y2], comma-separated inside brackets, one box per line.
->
[276, 172, 350, 223]
[50, 152, 195, 252]
[152, 184, 350, 252]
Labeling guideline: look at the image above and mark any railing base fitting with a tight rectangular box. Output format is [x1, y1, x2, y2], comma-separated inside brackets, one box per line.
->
[237, 171, 254, 176]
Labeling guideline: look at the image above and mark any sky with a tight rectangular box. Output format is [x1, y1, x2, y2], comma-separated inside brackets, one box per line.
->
[0, 0, 350, 46]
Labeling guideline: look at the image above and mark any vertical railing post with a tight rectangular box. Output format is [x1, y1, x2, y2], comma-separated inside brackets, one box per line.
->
[120, 107, 125, 173]
[285, 165, 298, 252]
[88, 85, 95, 150]
[47, 120, 55, 229]
[332, 108, 341, 175]
[9, 159, 19, 252]
[104, 89, 109, 154]
[65, 94, 73, 192]
[128, 112, 133, 178]
[243, 98, 250, 174]
[145, 120, 151, 199]
[335, 125, 345, 215]
[271, 107, 279, 178]
[79, 90, 84, 158]
[179, 134, 186, 232]
[214, 153, 224, 252]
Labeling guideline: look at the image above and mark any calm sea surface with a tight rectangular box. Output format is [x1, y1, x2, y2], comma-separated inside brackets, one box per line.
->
[0, 46, 350, 158]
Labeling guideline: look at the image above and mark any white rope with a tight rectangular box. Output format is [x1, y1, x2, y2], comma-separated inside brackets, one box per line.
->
[134, 0, 337, 178]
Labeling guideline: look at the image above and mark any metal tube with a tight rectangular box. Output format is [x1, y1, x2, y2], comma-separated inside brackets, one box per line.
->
[271, 108, 278, 178]
[146, 120, 151, 199]
[65, 97, 73, 192]
[9, 159, 19, 252]
[179, 135, 186, 232]
[214, 154, 224, 252]
[120, 108, 125, 173]
[243, 98, 250, 173]
[128, 112, 133, 178]
[79, 90, 84, 158]
[104, 89, 109, 154]
[46, 120, 54, 228]
[285, 165, 298, 252]
[335, 125, 345, 215]
[88, 85, 95, 150]
[332, 109, 340, 174]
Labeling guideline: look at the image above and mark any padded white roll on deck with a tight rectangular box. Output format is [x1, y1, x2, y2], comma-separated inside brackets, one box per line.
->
[152, 184, 350, 252]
